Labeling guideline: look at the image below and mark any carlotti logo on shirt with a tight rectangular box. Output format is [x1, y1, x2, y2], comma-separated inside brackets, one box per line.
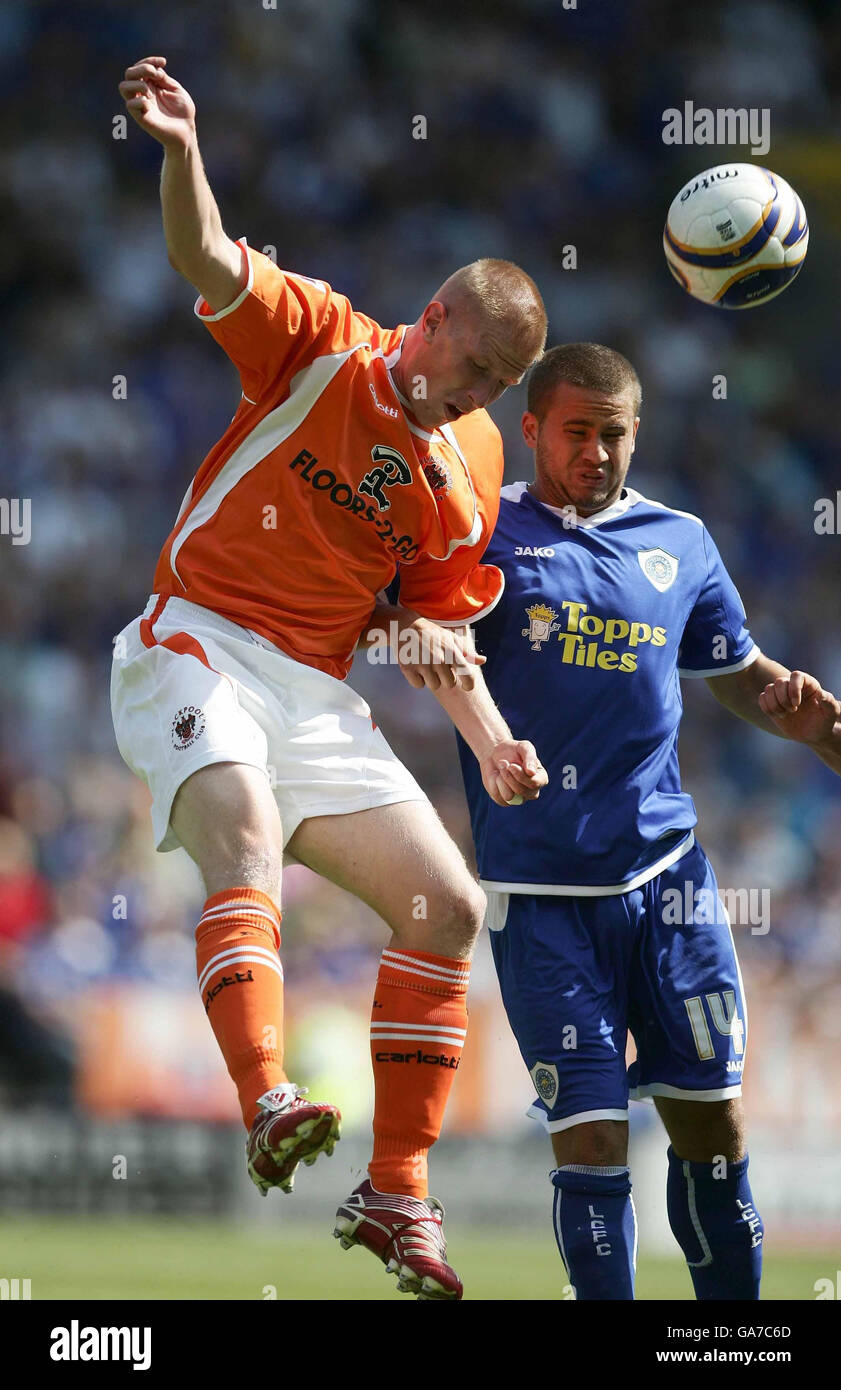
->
[521, 599, 667, 672]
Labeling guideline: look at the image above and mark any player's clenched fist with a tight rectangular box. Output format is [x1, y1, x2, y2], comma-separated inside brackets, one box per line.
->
[119, 57, 196, 148]
[480, 739, 548, 807]
[758, 669, 841, 745]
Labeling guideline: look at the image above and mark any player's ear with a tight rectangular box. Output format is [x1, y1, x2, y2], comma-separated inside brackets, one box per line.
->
[630, 416, 640, 454]
[522, 411, 539, 449]
[422, 300, 446, 341]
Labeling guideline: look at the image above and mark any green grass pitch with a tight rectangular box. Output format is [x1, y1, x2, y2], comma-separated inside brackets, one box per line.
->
[0, 1218, 828, 1300]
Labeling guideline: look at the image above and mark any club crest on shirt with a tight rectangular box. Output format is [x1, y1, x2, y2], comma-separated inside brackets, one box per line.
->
[422, 455, 453, 496]
[522, 603, 561, 650]
[638, 547, 679, 593]
[172, 704, 206, 750]
[530, 1061, 559, 1106]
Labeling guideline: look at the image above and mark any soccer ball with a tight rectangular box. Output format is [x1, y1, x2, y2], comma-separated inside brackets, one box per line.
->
[663, 163, 808, 309]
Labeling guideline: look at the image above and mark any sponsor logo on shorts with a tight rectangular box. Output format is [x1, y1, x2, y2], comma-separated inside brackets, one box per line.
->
[530, 1061, 559, 1105]
[374, 1050, 459, 1068]
[171, 704, 206, 750]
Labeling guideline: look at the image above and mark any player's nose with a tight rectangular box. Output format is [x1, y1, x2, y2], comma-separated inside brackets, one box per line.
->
[467, 382, 494, 410]
[580, 439, 610, 465]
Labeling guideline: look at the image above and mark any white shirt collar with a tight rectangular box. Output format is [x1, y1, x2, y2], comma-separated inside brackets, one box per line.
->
[506, 481, 642, 529]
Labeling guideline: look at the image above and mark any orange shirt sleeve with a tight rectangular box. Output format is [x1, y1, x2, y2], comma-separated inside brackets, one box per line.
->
[397, 550, 505, 627]
[194, 238, 365, 402]
[398, 413, 506, 626]
[398, 482, 504, 626]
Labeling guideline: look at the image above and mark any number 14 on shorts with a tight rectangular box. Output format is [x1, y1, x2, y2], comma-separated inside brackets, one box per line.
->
[684, 990, 744, 1059]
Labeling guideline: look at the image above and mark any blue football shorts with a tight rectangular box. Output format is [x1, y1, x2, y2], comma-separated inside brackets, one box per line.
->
[487, 841, 748, 1132]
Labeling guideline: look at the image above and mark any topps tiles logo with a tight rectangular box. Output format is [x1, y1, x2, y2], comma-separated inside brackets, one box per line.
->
[662, 102, 770, 157]
[50, 1320, 151, 1370]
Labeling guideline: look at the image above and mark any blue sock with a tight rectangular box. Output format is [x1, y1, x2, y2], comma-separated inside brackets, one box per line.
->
[550, 1165, 636, 1300]
[666, 1146, 763, 1300]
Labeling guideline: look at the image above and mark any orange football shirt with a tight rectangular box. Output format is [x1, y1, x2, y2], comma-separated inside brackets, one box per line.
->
[152, 240, 505, 680]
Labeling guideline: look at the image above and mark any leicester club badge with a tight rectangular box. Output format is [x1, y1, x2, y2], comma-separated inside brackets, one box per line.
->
[638, 547, 679, 593]
[530, 1061, 559, 1107]
[522, 603, 561, 651]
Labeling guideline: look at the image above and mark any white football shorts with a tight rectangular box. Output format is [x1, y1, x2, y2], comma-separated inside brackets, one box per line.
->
[110, 594, 427, 854]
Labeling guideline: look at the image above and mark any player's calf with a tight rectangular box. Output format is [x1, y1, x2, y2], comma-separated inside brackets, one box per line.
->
[659, 1098, 762, 1300]
[551, 1164, 637, 1301]
[549, 1121, 636, 1300]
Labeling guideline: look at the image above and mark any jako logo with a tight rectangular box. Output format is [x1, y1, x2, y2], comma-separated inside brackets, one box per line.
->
[50, 1321, 151, 1371]
[661, 102, 770, 157]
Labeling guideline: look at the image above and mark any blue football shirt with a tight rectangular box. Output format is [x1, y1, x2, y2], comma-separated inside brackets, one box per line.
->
[457, 482, 758, 893]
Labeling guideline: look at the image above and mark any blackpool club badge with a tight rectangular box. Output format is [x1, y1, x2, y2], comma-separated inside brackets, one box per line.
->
[171, 705, 206, 750]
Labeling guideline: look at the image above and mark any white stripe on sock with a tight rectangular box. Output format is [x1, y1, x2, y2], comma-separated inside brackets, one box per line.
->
[369, 1033, 465, 1046]
[199, 945, 283, 993]
[683, 1160, 714, 1268]
[382, 949, 468, 980]
[200, 952, 284, 992]
[370, 1021, 467, 1037]
[198, 904, 280, 932]
[380, 959, 468, 986]
[553, 1186, 570, 1274]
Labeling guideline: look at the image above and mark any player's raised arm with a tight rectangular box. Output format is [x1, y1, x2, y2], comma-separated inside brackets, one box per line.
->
[118, 57, 244, 312]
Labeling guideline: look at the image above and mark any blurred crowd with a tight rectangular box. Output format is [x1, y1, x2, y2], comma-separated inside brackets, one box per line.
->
[1, 0, 840, 1120]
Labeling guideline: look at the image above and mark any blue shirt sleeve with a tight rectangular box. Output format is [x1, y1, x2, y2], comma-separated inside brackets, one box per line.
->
[678, 526, 757, 677]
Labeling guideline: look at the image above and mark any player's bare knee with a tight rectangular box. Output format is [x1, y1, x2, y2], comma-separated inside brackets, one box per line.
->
[430, 881, 486, 956]
[396, 877, 484, 958]
[199, 822, 282, 897]
[657, 1096, 745, 1163]
[551, 1120, 628, 1169]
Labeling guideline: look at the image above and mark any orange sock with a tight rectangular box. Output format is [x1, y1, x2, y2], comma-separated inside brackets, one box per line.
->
[369, 946, 470, 1198]
[196, 887, 287, 1128]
